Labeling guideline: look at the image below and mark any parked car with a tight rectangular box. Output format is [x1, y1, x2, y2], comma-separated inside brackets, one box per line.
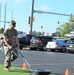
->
[15, 34, 34, 49]
[46, 40, 68, 52]
[29, 36, 54, 50]
[66, 38, 74, 53]
[64, 31, 74, 38]
[0, 37, 3, 47]
[64, 33, 72, 38]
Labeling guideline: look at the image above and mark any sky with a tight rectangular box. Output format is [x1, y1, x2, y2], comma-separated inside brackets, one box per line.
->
[0, 0, 74, 34]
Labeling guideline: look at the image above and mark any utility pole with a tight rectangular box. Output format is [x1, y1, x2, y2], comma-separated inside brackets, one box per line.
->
[4, 3, 7, 30]
[30, 0, 34, 34]
[0, 3, 2, 26]
[7, 8, 13, 20]
[10, 9, 13, 20]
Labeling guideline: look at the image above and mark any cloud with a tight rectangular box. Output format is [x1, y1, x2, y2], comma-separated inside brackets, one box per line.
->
[35, 5, 51, 11]
[14, 0, 27, 4]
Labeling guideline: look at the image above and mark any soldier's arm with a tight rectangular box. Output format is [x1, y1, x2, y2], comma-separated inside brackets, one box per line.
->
[3, 35, 11, 48]
[15, 36, 19, 50]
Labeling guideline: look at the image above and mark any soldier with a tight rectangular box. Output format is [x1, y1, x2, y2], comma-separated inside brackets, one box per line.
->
[3, 20, 19, 71]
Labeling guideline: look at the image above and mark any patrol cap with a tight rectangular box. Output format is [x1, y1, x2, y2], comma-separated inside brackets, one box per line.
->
[10, 20, 16, 27]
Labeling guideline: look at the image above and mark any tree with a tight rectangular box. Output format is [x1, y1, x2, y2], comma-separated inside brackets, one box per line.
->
[36, 32, 41, 36]
[41, 31, 45, 36]
[32, 30, 36, 35]
[56, 17, 74, 36]
[0, 27, 4, 33]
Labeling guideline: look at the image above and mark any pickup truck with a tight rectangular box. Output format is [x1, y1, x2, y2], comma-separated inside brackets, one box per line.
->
[15, 34, 34, 49]
[0, 34, 33, 50]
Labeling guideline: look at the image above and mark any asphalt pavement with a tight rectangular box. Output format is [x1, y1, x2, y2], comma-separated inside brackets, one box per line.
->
[0, 47, 74, 75]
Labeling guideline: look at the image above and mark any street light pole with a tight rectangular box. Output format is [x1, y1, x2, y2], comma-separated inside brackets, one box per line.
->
[0, 3, 2, 25]
[30, 0, 34, 34]
[4, 3, 7, 30]
[7, 8, 13, 20]
[11, 9, 13, 20]
[3, 3, 13, 30]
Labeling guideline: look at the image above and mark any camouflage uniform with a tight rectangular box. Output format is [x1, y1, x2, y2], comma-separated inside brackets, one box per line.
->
[3, 28, 18, 68]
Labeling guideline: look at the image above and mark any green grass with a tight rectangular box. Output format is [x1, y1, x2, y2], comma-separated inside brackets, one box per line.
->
[0, 64, 32, 75]
[54, 37, 70, 40]
[0, 64, 63, 75]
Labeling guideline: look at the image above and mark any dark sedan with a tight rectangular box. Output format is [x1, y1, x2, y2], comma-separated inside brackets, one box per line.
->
[66, 38, 74, 53]
[29, 36, 53, 50]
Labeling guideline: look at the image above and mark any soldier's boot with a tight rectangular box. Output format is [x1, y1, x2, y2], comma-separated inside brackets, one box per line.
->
[4, 67, 11, 72]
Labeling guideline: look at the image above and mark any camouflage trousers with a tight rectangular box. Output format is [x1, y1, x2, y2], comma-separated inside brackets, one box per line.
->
[4, 45, 18, 67]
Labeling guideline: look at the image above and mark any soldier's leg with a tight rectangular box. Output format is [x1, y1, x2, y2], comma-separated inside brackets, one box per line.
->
[11, 47, 18, 61]
[4, 46, 11, 68]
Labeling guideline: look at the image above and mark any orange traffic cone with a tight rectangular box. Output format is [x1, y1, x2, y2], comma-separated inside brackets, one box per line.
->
[22, 63, 27, 70]
[65, 69, 70, 75]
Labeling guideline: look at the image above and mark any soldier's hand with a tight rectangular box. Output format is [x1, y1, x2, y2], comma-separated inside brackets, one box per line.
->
[8, 46, 13, 50]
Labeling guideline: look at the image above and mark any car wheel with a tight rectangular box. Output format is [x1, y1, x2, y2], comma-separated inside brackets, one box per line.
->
[39, 48, 44, 51]
[43, 46, 47, 51]
[60, 47, 66, 52]
[30, 47, 35, 50]
[47, 49, 51, 52]
[19, 46, 23, 50]
[51, 49, 55, 52]
[67, 50, 70, 53]
[69, 50, 73, 53]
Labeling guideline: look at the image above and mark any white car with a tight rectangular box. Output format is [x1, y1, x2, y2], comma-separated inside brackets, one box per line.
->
[64, 33, 72, 38]
[46, 40, 68, 52]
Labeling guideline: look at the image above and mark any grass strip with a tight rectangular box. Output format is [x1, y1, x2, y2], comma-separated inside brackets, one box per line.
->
[0, 64, 32, 75]
[0, 64, 63, 75]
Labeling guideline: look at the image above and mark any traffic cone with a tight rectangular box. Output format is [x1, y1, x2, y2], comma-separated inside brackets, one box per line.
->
[22, 63, 27, 70]
[65, 69, 70, 75]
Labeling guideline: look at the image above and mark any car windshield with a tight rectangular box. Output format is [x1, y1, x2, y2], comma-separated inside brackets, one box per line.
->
[52, 38, 56, 41]
[69, 40, 74, 43]
[32, 36, 42, 40]
[18, 34, 26, 38]
[43, 37, 52, 40]
[42, 36, 52, 41]
[27, 35, 33, 39]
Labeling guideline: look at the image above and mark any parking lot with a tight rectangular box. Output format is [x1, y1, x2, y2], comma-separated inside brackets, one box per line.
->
[1, 47, 74, 75]
[1, 34, 74, 75]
